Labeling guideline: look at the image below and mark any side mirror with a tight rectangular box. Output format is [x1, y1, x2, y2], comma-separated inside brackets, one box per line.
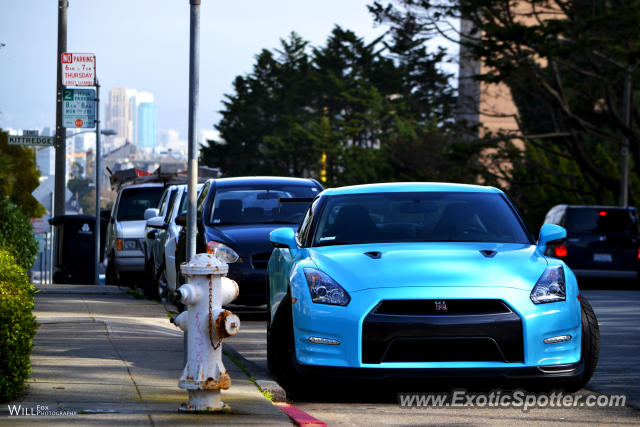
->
[144, 208, 160, 220]
[537, 224, 567, 254]
[175, 213, 186, 227]
[147, 216, 167, 230]
[270, 227, 297, 249]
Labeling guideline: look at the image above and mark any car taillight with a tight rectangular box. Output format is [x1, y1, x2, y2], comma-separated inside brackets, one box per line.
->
[599, 211, 607, 216]
[554, 245, 567, 258]
[637, 248, 640, 260]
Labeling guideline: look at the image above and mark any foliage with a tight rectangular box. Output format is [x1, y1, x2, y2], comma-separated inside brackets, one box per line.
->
[0, 248, 38, 402]
[0, 195, 38, 270]
[371, 0, 640, 227]
[201, 27, 474, 187]
[0, 130, 45, 218]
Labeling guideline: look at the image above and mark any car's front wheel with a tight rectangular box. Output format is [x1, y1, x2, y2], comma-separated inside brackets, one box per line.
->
[266, 296, 304, 394]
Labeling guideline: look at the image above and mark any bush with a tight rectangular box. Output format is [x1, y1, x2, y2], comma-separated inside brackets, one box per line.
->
[0, 195, 38, 270]
[0, 248, 38, 402]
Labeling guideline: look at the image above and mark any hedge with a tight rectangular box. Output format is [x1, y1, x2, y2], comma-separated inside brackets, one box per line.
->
[0, 248, 38, 402]
[0, 195, 38, 270]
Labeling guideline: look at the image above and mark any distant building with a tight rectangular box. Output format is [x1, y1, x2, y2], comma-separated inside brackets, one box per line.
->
[136, 92, 157, 152]
[36, 147, 55, 177]
[105, 86, 133, 147]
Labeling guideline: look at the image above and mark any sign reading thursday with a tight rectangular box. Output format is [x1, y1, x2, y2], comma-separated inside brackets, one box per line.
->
[9, 135, 55, 146]
[63, 88, 96, 128]
[61, 52, 95, 86]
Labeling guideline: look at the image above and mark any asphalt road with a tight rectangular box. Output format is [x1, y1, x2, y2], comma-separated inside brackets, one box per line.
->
[227, 289, 640, 425]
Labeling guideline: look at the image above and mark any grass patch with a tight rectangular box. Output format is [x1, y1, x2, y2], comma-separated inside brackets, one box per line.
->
[124, 289, 145, 300]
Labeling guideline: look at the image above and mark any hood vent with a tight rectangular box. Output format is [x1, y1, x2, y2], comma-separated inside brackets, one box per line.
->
[364, 251, 382, 259]
[480, 250, 497, 258]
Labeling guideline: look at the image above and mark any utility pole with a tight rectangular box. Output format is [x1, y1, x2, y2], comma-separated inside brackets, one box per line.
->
[95, 80, 102, 286]
[186, 0, 200, 263]
[619, 69, 632, 207]
[54, 0, 68, 217]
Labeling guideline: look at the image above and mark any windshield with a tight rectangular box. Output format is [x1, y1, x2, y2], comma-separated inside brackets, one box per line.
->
[566, 208, 638, 235]
[117, 187, 164, 221]
[312, 192, 531, 246]
[208, 185, 319, 225]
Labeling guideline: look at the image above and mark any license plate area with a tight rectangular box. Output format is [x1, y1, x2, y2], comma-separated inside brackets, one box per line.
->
[593, 253, 612, 262]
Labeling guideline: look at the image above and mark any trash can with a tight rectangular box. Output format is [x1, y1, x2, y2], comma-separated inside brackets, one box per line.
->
[49, 215, 108, 284]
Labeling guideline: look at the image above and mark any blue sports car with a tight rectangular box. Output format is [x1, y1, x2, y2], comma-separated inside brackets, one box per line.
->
[266, 183, 599, 391]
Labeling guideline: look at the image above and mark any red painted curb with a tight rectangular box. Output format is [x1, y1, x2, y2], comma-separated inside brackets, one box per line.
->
[274, 402, 327, 426]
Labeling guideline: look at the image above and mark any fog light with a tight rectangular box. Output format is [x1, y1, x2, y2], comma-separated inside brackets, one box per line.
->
[309, 337, 340, 345]
[544, 335, 572, 344]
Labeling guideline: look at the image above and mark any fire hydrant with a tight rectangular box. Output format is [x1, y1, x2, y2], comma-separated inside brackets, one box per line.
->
[172, 253, 240, 412]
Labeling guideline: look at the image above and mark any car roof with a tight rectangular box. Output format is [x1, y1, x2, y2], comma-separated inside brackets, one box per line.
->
[212, 176, 319, 187]
[121, 183, 164, 190]
[320, 182, 502, 197]
[551, 204, 637, 211]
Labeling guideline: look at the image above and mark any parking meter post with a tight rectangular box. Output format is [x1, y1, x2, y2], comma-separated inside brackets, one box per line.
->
[173, 253, 240, 412]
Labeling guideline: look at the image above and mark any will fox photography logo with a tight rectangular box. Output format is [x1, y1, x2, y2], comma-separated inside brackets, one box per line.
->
[7, 404, 77, 417]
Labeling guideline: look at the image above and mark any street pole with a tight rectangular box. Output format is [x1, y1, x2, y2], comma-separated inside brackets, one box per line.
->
[185, 0, 201, 367]
[54, 0, 68, 217]
[186, 0, 200, 263]
[619, 70, 632, 207]
[95, 79, 103, 286]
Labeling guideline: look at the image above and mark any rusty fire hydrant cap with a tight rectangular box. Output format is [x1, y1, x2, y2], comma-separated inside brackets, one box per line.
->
[180, 253, 229, 276]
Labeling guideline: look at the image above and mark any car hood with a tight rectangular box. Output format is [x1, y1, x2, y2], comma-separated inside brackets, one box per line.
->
[117, 220, 147, 239]
[205, 223, 297, 256]
[307, 242, 548, 292]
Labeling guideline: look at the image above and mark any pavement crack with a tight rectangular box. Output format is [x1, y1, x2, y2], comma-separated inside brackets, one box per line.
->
[98, 319, 145, 403]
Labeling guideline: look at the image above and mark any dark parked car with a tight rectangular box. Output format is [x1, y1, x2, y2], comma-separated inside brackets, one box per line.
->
[543, 205, 640, 280]
[175, 176, 323, 305]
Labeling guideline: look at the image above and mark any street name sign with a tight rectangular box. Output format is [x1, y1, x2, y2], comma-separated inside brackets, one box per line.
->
[61, 53, 95, 87]
[63, 88, 96, 128]
[8, 135, 55, 146]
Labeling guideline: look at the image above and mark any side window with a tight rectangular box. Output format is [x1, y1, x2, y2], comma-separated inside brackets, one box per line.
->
[157, 189, 169, 216]
[196, 182, 211, 219]
[297, 199, 319, 247]
[164, 189, 180, 223]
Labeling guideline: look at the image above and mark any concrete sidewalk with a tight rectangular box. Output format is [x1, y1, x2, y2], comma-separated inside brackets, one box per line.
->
[1, 284, 292, 426]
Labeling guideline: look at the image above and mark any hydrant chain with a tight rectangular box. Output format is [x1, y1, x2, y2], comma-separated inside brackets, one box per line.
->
[208, 274, 222, 350]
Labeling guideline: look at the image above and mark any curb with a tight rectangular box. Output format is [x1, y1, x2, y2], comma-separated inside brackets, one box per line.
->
[274, 403, 327, 427]
[223, 344, 287, 402]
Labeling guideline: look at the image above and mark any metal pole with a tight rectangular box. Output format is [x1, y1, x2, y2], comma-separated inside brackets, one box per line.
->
[95, 80, 103, 286]
[186, 0, 200, 262]
[619, 70, 632, 207]
[185, 0, 201, 368]
[54, 0, 68, 217]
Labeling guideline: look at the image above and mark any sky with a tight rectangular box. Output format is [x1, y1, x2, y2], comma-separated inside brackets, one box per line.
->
[1, 0, 401, 139]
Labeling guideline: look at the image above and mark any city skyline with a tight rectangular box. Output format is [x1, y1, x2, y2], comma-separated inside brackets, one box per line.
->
[0, 1, 396, 139]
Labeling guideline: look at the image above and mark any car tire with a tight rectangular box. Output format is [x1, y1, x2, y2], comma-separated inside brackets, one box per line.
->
[555, 296, 600, 392]
[106, 255, 119, 287]
[155, 264, 168, 301]
[266, 296, 304, 394]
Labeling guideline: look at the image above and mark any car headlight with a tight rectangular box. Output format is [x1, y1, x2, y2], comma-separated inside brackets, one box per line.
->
[530, 265, 566, 304]
[303, 268, 350, 306]
[206, 241, 239, 264]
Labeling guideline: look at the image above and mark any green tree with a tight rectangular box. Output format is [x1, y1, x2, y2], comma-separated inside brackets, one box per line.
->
[371, 0, 640, 226]
[0, 130, 45, 218]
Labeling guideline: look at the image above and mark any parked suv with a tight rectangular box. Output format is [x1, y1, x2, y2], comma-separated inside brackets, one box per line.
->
[543, 205, 640, 279]
[175, 176, 323, 305]
[105, 183, 165, 286]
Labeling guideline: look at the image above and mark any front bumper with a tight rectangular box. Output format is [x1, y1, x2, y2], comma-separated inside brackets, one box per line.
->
[294, 361, 584, 381]
[114, 252, 144, 273]
[290, 285, 582, 373]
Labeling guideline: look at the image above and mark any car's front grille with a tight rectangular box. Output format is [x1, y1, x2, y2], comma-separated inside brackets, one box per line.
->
[251, 251, 272, 269]
[373, 299, 512, 316]
[362, 299, 524, 364]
